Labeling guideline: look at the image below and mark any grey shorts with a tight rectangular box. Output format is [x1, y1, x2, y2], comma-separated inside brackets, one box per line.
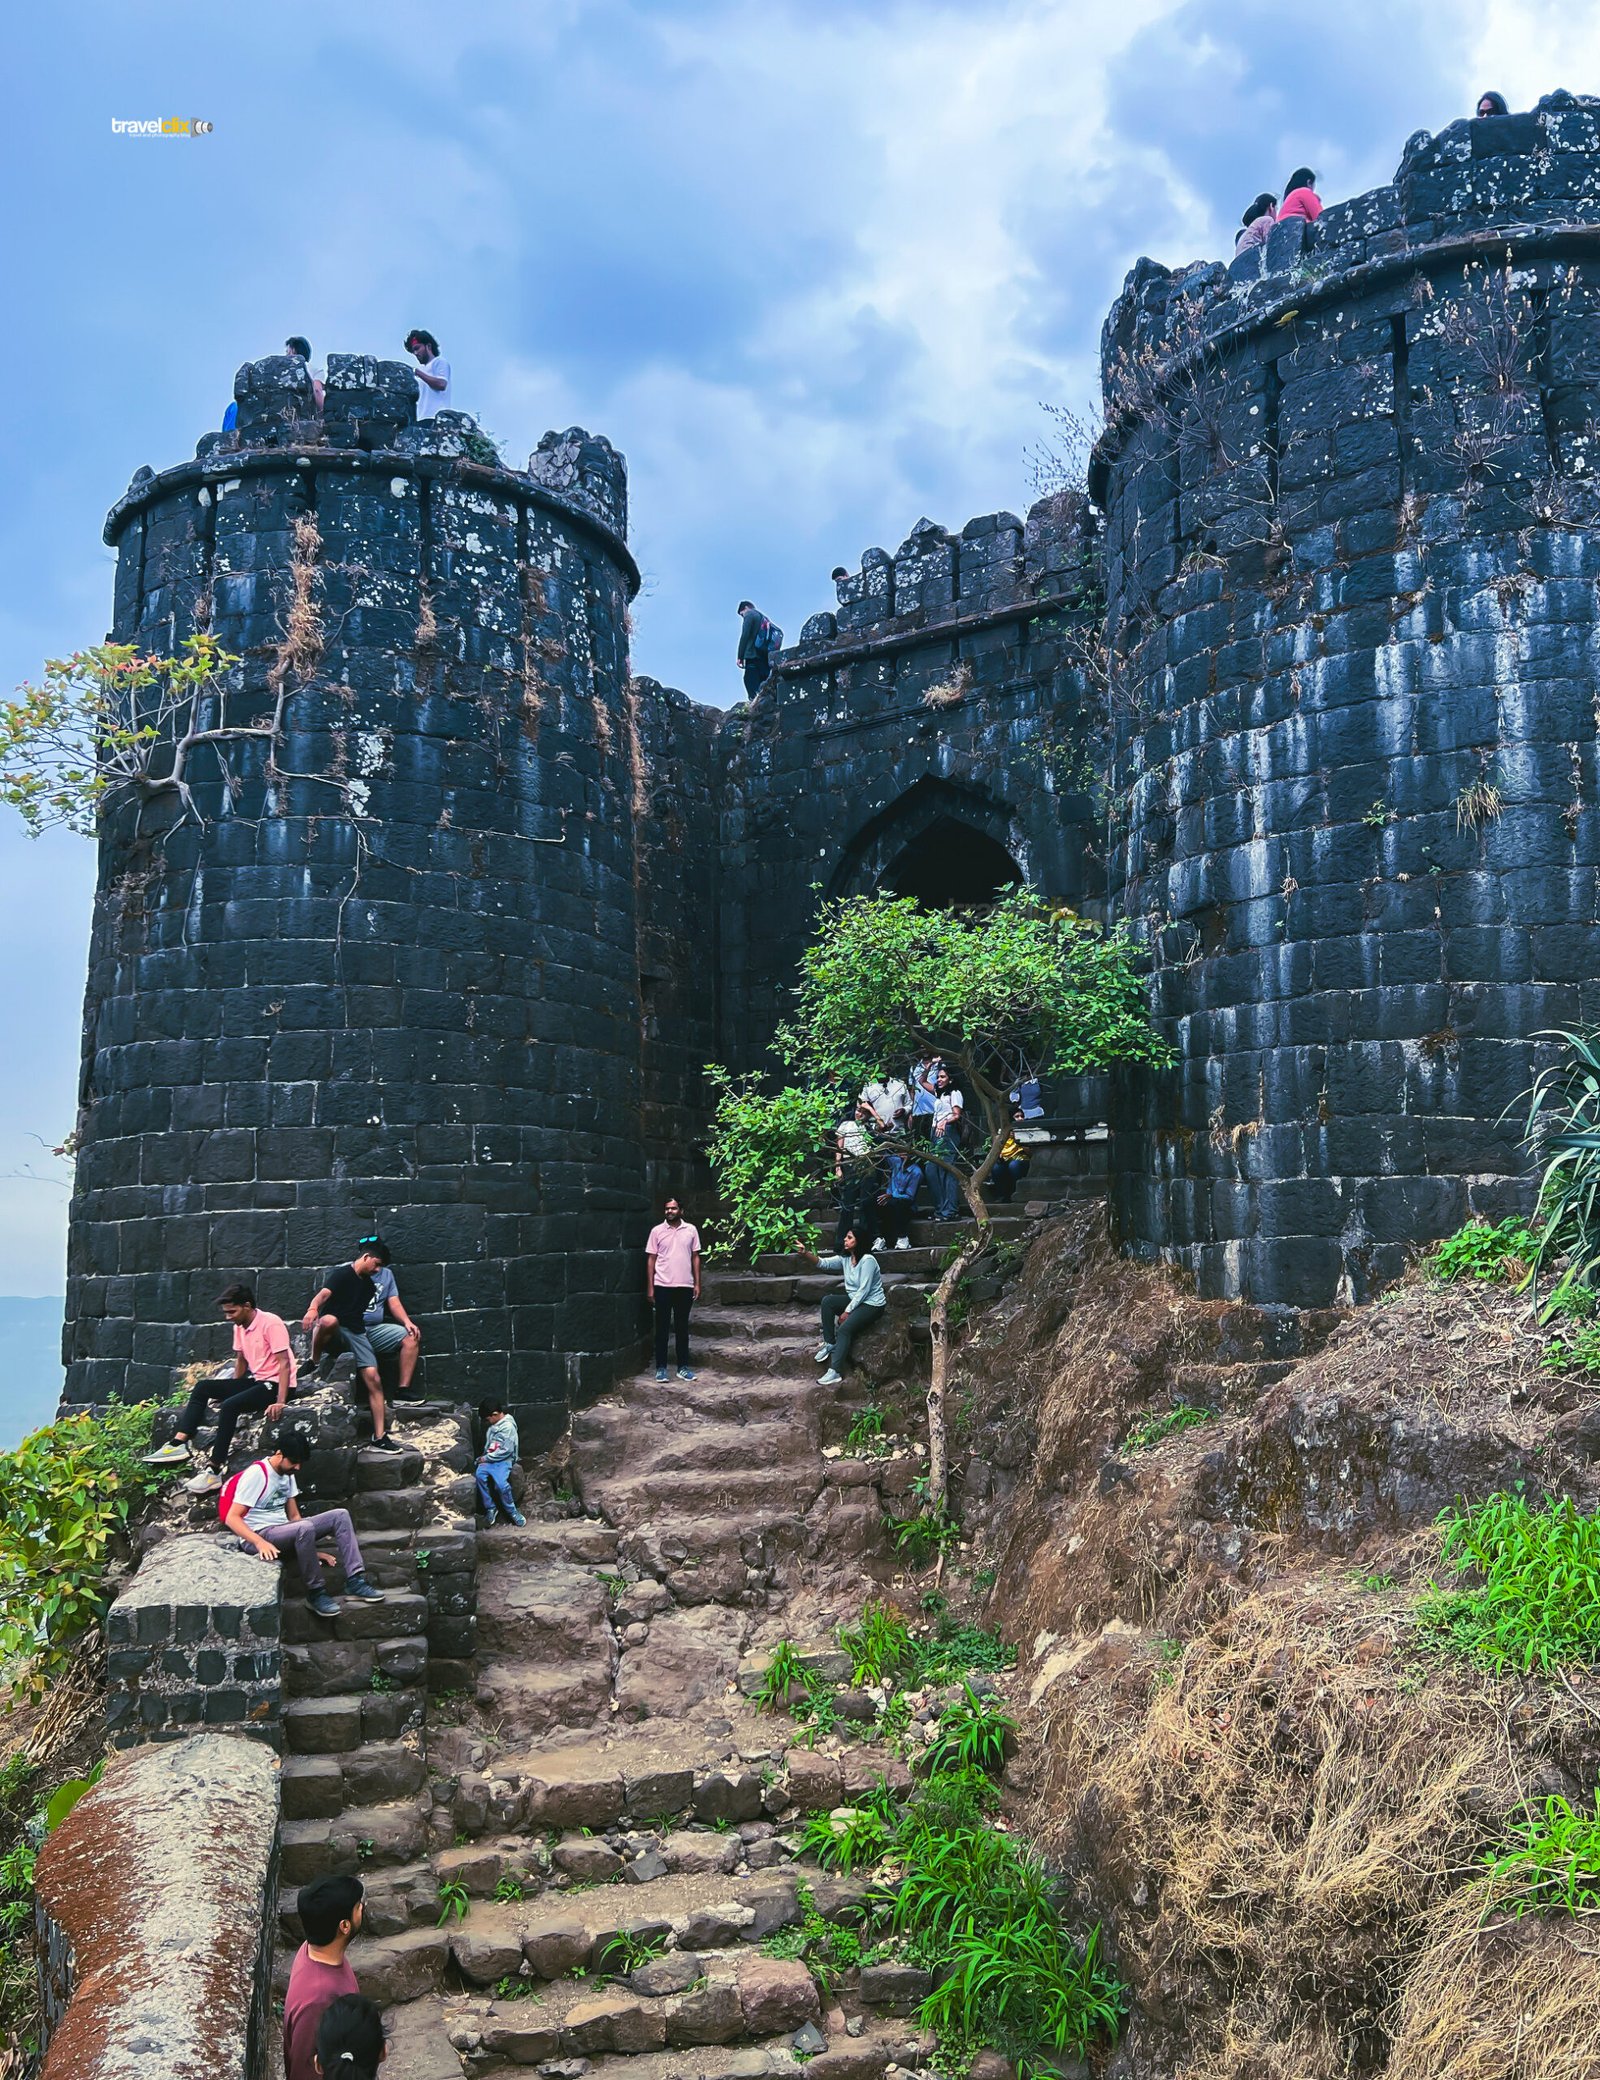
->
[365, 1321, 408, 1355]
[338, 1325, 378, 1370]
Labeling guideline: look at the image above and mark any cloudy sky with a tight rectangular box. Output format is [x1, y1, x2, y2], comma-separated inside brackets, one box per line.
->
[0, 0, 1593, 1295]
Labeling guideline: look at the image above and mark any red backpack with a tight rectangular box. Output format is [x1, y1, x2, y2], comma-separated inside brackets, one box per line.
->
[218, 1458, 272, 1527]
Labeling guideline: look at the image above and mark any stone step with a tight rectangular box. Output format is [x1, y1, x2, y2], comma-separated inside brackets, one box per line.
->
[574, 1413, 820, 1485]
[581, 1464, 825, 1526]
[283, 1688, 425, 1754]
[473, 1658, 615, 1741]
[690, 1308, 814, 1341]
[283, 1636, 429, 1700]
[350, 1485, 431, 1532]
[279, 1796, 431, 1882]
[592, 1377, 817, 1426]
[280, 1740, 428, 1821]
[472, 1559, 614, 1663]
[378, 1995, 462, 2080]
[281, 1589, 430, 1646]
[709, 1272, 933, 1308]
[475, 1517, 622, 1566]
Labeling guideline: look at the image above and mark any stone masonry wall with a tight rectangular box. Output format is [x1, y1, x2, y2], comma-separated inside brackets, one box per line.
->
[1096, 89, 1600, 1306]
[66, 356, 648, 1449]
[35, 1734, 280, 2080]
[104, 1536, 282, 1750]
[715, 492, 1105, 1074]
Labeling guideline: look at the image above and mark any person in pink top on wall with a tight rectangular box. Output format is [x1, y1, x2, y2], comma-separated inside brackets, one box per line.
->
[646, 1197, 703, 1383]
[1277, 168, 1322, 223]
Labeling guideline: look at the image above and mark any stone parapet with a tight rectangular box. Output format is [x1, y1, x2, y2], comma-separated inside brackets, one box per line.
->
[104, 1535, 281, 1750]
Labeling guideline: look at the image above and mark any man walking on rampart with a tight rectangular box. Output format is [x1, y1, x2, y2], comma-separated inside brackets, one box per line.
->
[736, 600, 781, 699]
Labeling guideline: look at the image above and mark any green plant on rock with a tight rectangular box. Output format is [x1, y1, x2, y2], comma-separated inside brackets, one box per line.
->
[921, 1684, 1016, 1777]
[1419, 1489, 1600, 1672]
[839, 1600, 915, 1686]
[1429, 1216, 1538, 1286]
[1481, 1790, 1600, 1916]
[596, 1927, 668, 1972]
[844, 1405, 887, 1456]
[915, 1621, 1016, 1685]
[1122, 1402, 1216, 1453]
[435, 1878, 470, 1926]
[493, 1874, 525, 1903]
[493, 1973, 544, 2001]
[755, 1640, 813, 1714]
[1541, 1320, 1600, 1375]
[885, 1508, 960, 1571]
[762, 1885, 863, 1998]
[0, 1404, 165, 1700]
[801, 1802, 894, 1875]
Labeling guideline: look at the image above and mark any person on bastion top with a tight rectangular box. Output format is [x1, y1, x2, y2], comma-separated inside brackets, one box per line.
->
[1277, 169, 1322, 224]
[285, 336, 325, 413]
[736, 600, 782, 699]
[304, 1238, 404, 1453]
[646, 1197, 703, 1383]
[284, 1874, 365, 2080]
[147, 1282, 295, 1483]
[223, 1424, 385, 1619]
[1477, 91, 1511, 118]
[1235, 192, 1279, 252]
[406, 328, 452, 419]
[315, 1995, 387, 2079]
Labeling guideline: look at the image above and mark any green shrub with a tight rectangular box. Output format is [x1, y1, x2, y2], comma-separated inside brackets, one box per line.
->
[1481, 1791, 1600, 1916]
[435, 1879, 470, 1925]
[844, 1405, 887, 1456]
[0, 1405, 164, 1700]
[801, 1803, 894, 1874]
[1429, 1216, 1538, 1286]
[1542, 1320, 1600, 1375]
[1122, 1402, 1216, 1453]
[921, 1683, 1016, 1777]
[839, 1600, 915, 1686]
[762, 1885, 863, 1997]
[754, 1640, 811, 1714]
[1419, 1490, 1600, 1671]
[885, 1509, 959, 1569]
[913, 1620, 1017, 1686]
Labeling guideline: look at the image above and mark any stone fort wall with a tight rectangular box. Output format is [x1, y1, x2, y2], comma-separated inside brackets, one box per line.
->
[64, 90, 1600, 1402]
[1095, 87, 1600, 1305]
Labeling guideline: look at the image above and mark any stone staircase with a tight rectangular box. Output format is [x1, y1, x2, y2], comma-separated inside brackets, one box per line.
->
[305, 1151, 1098, 2077]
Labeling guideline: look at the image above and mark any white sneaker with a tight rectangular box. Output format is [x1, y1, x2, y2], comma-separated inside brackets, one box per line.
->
[818, 1369, 843, 1387]
[894, 1238, 911, 1252]
[814, 1346, 831, 1364]
[143, 1440, 192, 1466]
[184, 1467, 222, 1495]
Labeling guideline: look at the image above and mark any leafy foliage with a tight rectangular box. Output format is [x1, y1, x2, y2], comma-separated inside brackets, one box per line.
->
[702, 1068, 837, 1261]
[1522, 1029, 1600, 1299]
[493, 1874, 526, 1903]
[802, 1801, 895, 1873]
[844, 1404, 888, 1456]
[921, 1683, 1016, 1777]
[1481, 1791, 1600, 1917]
[1123, 1402, 1216, 1453]
[435, 1878, 470, 1925]
[1419, 1491, 1600, 1672]
[0, 1405, 164, 1700]
[1, 637, 245, 837]
[754, 1640, 811, 1714]
[839, 1601, 916, 1686]
[886, 1508, 961, 1569]
[914, 1621, 1017, 1686]
[596, 1928, 669, 1972]
[1429, 1216, 1538, 1286]
[761, 1884, 863, 1997]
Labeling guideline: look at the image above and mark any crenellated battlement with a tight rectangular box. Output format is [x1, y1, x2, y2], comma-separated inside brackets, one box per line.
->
[1098, 90, 1600, 423]
[784, 491, 1096, 662]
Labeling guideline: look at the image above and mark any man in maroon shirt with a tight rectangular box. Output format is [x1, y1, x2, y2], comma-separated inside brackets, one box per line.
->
[283, 1874, 364, 2080]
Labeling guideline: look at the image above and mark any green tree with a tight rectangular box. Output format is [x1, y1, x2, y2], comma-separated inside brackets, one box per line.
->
[705, 887, 1169, 1512]
[0, 637, 255, 838]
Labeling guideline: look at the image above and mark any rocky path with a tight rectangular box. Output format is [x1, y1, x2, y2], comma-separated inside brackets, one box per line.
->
[314, 1147, 1098, 2079]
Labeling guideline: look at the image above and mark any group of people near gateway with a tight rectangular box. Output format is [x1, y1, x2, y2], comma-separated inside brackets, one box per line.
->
[645, 1058, 1042, 1386]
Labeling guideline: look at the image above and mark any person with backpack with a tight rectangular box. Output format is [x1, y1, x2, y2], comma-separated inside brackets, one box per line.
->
[146, 1284, 296, 1490]
[221, 1425, 385, 1619]
[736, 600, 782, 699]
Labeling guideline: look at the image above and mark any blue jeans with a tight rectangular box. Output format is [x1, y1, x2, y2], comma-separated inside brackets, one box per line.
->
[476, 1460, 515, 1514]
[930, 1132, 963, 1219]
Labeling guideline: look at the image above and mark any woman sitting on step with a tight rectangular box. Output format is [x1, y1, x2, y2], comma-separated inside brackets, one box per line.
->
[796, 1228, 887, 1385]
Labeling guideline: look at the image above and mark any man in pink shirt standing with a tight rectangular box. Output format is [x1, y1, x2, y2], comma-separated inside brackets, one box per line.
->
[145, 1282, 296, 1482]
[646, 1198, 703, 1383]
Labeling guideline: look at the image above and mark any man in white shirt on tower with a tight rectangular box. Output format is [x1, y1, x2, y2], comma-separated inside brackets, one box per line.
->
[405, 329, 452, 419]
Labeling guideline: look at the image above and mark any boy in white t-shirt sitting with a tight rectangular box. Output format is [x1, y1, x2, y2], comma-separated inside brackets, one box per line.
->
[224, 1426, 385, 1620]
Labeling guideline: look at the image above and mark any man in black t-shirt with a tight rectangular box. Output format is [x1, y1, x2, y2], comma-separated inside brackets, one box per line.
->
[302, 1239, 402, 1453]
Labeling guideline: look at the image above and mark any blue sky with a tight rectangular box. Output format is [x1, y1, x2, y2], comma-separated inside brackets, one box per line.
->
[0, 0, 1589, 1294]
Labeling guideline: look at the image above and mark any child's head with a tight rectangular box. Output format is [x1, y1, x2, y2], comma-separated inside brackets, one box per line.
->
[298, 1872, 365, 1949]
[314, 1992, 385, 2076]
[478, 1398, 506, 1425]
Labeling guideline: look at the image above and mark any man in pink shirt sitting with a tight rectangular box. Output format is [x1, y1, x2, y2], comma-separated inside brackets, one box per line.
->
[145, 1282, 296, 1484]
[646, 1198, 703, 1382]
